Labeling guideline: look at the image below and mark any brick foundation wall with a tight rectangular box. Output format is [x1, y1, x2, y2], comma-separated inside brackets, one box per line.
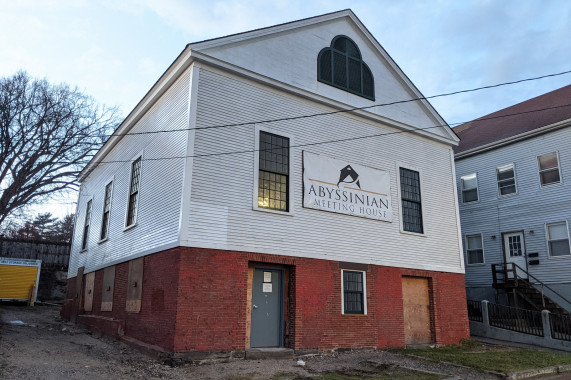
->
[62, 247, 469, 353]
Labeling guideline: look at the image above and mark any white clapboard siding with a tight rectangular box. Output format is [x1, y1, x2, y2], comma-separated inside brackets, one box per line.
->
[184, 67, 463, 273]
[196, 16, 450, 140]
[68, 69, 191, 277]
[457, 126, 571, 286]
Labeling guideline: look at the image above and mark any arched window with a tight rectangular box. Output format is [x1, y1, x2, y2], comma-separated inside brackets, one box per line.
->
[318, 36, 374, 100]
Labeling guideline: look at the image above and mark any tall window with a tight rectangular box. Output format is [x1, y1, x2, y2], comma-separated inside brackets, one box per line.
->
[547, 222, 570, 257]
[342, 270, 365, 314]
[100, 182, 113, 240]
[318, 35, 374, 100]
[400, 168, 423, 233]
[538, 152, 561, 186]
[126, 157, 141, 227]
[461, 173, 478, 203]
[81, 200, 92, 251]
[466, 234, 484, 264]
[257, 131, 289, 212]
[497, 164, 516, 196]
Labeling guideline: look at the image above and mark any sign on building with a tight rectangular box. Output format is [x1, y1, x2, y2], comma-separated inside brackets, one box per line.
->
[303, 151, 392, 222]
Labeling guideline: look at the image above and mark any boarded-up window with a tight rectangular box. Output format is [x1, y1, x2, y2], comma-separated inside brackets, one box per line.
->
[84, 272, 95, 311]
[101, 266, 115, 311]
[126, 258, 144, 313]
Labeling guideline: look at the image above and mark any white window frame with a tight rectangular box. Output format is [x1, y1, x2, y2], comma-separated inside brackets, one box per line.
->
[98, 178, 114, 243]
[465, 234, 485, 265]
[80, 198, 93, 252]
[395, 162, 426, 237]
[341, 269, 367, 315]
[124, 152, 143, 230]
[252, 125, 294, 216]
[461, 173, 479, 203]
[545, 221, 571, 258]
[537, 151, 562, 187]
[496, 163, 517, 197]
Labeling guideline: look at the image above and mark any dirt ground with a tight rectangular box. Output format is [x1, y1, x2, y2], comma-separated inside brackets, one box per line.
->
[0, 304, 502, 380]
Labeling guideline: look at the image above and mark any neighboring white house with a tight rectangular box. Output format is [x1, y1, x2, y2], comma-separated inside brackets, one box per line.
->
[455, 84, 571, 313]
[63, 10, 469, 355]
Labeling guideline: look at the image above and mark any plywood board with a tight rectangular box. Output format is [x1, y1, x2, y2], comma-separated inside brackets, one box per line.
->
[126, 258, 144, 313]
[402, 277, 431, 345]
[245, 267, 254, 348]
[84, 272, 95, 312]
[101, 266, 115, 311]
[72, 266, 84, 322]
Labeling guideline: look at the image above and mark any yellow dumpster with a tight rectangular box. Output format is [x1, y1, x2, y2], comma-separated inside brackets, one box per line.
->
[0, 258, 42, 301]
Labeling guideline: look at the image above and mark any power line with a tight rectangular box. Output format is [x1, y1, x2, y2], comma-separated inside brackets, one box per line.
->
[104, 69, 571, 138]
[94, 102, 571, 165]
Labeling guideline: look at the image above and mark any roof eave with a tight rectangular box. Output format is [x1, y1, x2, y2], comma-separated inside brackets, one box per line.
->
[455, 117, 571, 160]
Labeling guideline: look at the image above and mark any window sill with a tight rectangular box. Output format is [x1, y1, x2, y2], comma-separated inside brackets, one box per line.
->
[97, 238, 109, 245]
[540, 182, 563, 188]
[399, 229, 427, 238]
[80, 248, 87, 254]
[342, 313, 367, 316]
[466, 262, 486, 266]
[253, 206, 294, 216]
[547, 254, 571, 260]
[123, 223, 137, 232]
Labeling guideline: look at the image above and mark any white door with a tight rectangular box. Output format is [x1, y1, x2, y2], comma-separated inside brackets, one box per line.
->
[504, 232, 527, 279]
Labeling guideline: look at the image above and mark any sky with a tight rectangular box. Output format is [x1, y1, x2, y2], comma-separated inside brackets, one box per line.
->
[1, 0, 571, 220]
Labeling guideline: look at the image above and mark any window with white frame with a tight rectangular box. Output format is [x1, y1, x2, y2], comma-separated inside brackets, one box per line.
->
[100, 181, 113, 240]
[126, 157, 141, 227]
[399, 168, 423, 233]
[257, 131, 289, 212]
[81, 200, 92, 251]
[466, 234, 484, 264]
[546, 222, 570, 257]
[497, 164, 516, 196]
[342, 270, 366, 314]
[538, 152, 561, 186]
[461, 173, 478, 203]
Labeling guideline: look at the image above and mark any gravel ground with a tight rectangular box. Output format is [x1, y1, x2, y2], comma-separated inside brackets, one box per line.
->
[0, 304, 499, 380]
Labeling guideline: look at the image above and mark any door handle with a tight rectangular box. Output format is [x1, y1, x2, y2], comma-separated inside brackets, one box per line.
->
[253, 304, 258, 309]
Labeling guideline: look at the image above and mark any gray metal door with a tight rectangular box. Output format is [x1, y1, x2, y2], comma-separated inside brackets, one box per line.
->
[250, 268, 283, 347]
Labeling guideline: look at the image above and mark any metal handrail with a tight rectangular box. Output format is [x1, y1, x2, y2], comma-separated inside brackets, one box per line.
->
[492, 262, 571, 312]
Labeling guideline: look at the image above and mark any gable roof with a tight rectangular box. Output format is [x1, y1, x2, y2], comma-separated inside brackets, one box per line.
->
[80, 10, 458, 181]
[454, 84, 571, 157]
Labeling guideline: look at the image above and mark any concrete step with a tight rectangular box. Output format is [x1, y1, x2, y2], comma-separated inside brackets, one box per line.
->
[245, 347, 294, 360]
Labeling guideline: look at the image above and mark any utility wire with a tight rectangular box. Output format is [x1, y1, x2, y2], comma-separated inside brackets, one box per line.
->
[94, 102, 571, 165]
[104, 69, 571, 138]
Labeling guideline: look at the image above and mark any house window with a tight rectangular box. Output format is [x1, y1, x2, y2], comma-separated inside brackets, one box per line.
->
[461, 173, 478, 203]
[126, 157, 141, 227]
[81, 200, 92, 251]
[546, 222, 570, 257]
[538, 152, 561, 186]
[497, 164, 516, 196]
[399, 168, 423, 233]
[342, 270, 366, 314]
[257, 131, 289, 212]
[466, 234, 484, 264]
[100, 181, 113, 240]
[318, 35, 374, 100]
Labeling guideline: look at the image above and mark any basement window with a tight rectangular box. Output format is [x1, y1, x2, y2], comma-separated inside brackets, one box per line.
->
[546, 222, 570, 257]
[342, 270, 366, 315]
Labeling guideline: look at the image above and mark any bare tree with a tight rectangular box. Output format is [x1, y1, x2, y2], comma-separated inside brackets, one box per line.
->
[0, 71, 119, 226]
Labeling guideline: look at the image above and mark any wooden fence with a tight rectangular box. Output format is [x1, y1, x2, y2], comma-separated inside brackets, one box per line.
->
[0, 237, 70, 268]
